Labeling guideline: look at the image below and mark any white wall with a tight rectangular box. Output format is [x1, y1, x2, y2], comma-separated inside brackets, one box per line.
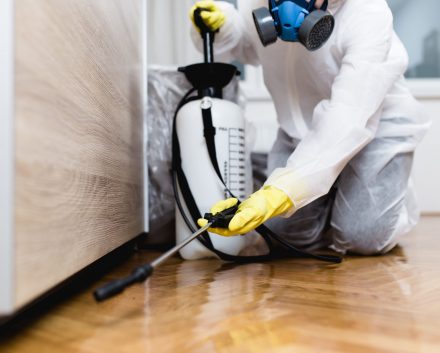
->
[413, 99, 440, 213]
[147, 0, 200, 66]
[390, 0, 440, 71]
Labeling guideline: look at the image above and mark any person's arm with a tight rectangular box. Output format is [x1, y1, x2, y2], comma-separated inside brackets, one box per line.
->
[265, 1, 408, 213]
[190, 1, 259, 65]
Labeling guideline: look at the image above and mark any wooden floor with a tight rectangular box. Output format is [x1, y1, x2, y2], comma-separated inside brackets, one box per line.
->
[2, 217, 440, 353]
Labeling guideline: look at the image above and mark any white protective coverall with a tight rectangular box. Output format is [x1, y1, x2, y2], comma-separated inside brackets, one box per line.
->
[191, 0, 431, 254]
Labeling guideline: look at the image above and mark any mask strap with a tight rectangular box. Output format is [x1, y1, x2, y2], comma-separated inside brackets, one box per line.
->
[291, 0, 328, 12]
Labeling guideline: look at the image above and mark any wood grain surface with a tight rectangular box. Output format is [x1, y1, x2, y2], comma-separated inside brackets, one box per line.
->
[2, 217, 440, 353]
[14, 0, 145, 308]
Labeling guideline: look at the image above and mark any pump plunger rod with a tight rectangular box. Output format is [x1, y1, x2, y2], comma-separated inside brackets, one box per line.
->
[203, 31, 214, 64]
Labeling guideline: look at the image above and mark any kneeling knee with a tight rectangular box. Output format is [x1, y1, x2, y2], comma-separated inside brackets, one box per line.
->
[331, 217, 397, 255]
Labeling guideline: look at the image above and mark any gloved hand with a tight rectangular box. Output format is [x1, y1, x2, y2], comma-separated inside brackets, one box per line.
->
[189, 0, 226, 32]
[197, 186, 294, 236]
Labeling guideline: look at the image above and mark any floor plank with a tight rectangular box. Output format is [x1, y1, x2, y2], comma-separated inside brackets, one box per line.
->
[2, 217, 440, 353]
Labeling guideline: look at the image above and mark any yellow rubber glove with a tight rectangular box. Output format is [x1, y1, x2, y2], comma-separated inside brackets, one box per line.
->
[197, 186, 294, 236]
[189, 1, 226, 32]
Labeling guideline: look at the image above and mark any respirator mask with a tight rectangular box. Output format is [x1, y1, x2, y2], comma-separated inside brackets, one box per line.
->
[253, 0, 335, 50]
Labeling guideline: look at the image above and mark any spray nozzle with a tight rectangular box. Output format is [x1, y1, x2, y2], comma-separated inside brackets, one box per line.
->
[204, 204, 239, 229]
[93, 264, 153, 302]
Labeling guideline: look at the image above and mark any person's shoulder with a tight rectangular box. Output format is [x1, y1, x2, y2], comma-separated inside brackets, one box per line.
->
[337, 0, 392, 28]
[237, 0, 266, 12]
[339, 0, 391, 16]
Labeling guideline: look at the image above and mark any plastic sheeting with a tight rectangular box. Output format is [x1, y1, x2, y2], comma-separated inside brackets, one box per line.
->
[146, 65, 241, 245]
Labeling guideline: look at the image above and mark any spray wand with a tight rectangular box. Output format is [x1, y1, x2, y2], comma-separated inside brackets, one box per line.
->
[94, 9, 243, 302]
[93, 205, 238, 302]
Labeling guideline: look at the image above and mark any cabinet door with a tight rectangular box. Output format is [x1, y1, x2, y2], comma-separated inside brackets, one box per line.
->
[12, 0, 146, 309]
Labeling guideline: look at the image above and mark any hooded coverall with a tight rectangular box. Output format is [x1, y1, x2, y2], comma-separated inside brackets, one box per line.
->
[192, 0, 430, 254]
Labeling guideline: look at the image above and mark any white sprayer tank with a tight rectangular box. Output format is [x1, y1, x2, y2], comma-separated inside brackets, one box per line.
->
[175, 96, 249, 260]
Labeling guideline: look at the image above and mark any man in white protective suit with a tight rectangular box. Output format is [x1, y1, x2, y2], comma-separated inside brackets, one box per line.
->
[194, 0, 430, 255]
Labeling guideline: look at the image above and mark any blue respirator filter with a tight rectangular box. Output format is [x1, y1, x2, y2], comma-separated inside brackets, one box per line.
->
[253, 0, 335, 51]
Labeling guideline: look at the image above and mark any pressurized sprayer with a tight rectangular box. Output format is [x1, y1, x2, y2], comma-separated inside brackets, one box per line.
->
[92, 7, 341, 303]
[173, 8, 251, 259]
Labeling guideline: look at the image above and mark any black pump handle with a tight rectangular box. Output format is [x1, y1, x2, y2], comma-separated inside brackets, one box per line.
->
[194, 8, 211, 34]
[193, 7, 215, 64]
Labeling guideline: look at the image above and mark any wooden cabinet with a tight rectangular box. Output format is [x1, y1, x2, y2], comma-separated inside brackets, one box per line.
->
[0, 0, 147, 315]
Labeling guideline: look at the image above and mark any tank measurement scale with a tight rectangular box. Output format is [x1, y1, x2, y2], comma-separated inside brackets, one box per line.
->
[219, 126, 246, 200]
